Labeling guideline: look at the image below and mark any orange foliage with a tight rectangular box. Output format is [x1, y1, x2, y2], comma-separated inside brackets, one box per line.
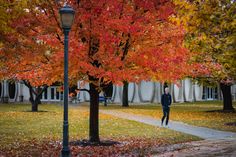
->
[0, 0, 201, 87]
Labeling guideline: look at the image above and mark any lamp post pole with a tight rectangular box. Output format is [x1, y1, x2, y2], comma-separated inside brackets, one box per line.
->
[59, 5, 75, 157]
[61, 28, 70, 157]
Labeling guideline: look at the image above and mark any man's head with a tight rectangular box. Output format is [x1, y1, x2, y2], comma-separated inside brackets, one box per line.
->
[164, 87, 169, 94]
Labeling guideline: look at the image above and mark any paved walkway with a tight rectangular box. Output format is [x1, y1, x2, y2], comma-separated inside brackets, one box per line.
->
[100, 110, 236, 140]
[152, 139, 236, 157]
[101, 110, 236, 156]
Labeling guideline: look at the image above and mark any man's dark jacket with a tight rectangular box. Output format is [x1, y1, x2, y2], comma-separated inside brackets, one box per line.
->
[161, 93, 172, 108]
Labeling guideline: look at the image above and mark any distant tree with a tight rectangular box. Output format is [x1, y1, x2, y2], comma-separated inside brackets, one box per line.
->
[0, 0, 54, 111]
[173, 0, 236, 111]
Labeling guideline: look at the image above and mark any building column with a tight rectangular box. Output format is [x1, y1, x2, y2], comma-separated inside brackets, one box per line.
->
[192, 82, 197, 102]
[177, 80, 184, 102]
[152, 82, 159, 103]
[188, 80, 193, 102]
[3, 80, 9, 103]
[232, 85, 236, 101]
[171, 83, 176, 103]
[158, 83, 163, 103]
[182, 80, 187, 102]
[198, 85, 203, 100]
[0, 81, 2, 101]
[217, 83, 222, 100]
[138, 81, 156, 103]
[18, 81, 24, 102]
[132, 83, 141, 103]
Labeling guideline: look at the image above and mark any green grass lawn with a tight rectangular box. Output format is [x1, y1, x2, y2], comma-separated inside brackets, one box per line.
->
[0, 103, 199, 156]
[100, 101, 236, 132]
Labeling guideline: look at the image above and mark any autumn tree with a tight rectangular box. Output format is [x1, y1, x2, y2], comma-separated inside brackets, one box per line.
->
[173, 0, 236, 111]
[0, 29, 50, 111]
[0, 0, 26, 77]
[0, 0, 55, 111]
[1, 0, 194, 143]
[51, 0, 193, 143]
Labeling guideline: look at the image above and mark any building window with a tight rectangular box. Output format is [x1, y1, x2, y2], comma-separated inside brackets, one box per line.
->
[202, 86, 218, 100]
[44, 90, 48, 99]
[202, 86, 206, 100]
[51, 88, 55, 99]
[8, 82, 16, 99]
[214, 87, 218, 99]
[56, 91, 60, 100]
[39, 93, 42, 99]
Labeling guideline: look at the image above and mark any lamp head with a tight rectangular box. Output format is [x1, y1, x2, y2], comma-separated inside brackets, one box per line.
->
[59, 5, 75, 29]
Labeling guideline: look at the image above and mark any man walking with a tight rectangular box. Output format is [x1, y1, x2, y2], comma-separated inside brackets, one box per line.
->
[161, 87, 172, 126]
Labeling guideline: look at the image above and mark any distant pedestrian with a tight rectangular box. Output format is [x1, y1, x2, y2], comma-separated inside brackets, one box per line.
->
[161, 87, 172, 126]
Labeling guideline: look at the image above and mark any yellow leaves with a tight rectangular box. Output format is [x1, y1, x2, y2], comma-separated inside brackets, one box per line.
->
[199, 33, 207, 41]
[173, 0, 236, 81]
[172, 0, 198, 29]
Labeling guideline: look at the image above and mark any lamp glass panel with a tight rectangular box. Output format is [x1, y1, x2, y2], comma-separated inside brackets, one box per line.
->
[61, 13, 74, 28]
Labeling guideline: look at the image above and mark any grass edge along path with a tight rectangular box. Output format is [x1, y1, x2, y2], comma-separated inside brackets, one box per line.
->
[99, 101, 236, 132]
[100, 110, 236, 140]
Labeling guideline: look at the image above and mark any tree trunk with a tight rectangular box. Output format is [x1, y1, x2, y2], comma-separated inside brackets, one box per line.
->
[220, 83, 234, 111]
[104, 96, 107, 107]
[89, 82, 100, 143]
[31, 101, 39, 112]
[28, 86, 38, 112]
[29, 90, 41, 112]
[24, 81, 47, 112]
[122, 81, 129, 107]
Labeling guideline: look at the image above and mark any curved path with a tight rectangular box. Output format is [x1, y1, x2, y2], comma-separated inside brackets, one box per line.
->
[100, 110, 236, 139]
[100, 110, 236, 156]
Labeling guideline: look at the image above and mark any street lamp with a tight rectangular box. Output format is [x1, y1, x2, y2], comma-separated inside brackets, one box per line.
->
[59, 5, 75, 157]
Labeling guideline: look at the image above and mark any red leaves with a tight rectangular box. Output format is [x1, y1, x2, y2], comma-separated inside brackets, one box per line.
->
[0, 138, 165, 157]
[0, 0, 195, 88]
[157, 2, 174, 20]
[134, 0, 156, 10]
[0, 139, 61, 157]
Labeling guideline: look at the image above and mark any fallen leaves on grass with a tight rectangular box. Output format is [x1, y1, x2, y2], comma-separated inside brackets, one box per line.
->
[0, 138, 167, 157]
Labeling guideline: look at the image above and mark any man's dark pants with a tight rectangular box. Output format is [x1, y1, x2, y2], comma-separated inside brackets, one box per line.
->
[161, 107, 170, 125]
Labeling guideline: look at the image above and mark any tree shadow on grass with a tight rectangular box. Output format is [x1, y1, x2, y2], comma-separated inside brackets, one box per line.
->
[205, 110, 235, 113]
[70, 139, 120, 147]
[225, 122, 236, 126]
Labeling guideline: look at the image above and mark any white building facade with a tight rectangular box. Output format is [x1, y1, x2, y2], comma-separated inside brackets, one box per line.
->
[1, 79, 236, 103]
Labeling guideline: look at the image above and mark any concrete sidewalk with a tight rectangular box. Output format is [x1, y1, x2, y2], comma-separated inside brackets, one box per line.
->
[100, 110, 236, 140]
[152, 138, 236, 157]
